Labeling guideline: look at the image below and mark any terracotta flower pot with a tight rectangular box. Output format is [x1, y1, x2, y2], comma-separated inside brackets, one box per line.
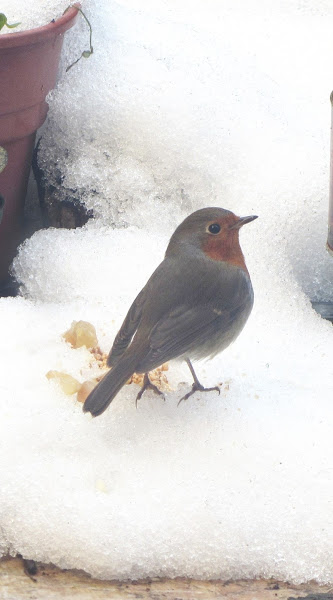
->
[0, 4, 80, 285]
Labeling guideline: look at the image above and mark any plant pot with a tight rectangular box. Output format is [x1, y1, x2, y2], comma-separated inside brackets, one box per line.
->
[0, 4, 80, 286]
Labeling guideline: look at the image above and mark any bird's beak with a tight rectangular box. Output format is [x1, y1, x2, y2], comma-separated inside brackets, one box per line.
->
[229, 215, 258, 230]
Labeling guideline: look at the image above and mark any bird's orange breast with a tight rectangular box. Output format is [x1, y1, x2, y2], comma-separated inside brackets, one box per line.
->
[202, 235, 248, 272]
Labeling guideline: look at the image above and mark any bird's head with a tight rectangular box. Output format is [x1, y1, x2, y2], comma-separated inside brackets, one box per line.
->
[166, 207, 258, 270]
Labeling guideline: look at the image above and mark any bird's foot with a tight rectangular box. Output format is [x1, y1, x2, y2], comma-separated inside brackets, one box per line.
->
[177, 382, 221, 406]
[135, 373, 166, 408]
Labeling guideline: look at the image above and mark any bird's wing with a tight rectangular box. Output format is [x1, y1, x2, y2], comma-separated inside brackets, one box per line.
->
[107, 288, 147, 367]
[136, 301, 244, 373]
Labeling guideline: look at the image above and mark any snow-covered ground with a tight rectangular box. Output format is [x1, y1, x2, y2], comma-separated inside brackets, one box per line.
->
[0, 0, 72, 33]
[0, 0, 333, 582]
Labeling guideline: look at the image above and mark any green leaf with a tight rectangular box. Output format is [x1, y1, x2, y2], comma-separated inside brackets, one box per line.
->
[0, 146, 8, 174]
[0, 195, 5, 225]
[0, 13, 20, 30]
[6, 21, 21, 29]
[0, 13, 7, 30]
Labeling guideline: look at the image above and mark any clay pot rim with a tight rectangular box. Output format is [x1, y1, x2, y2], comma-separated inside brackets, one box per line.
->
[0, 3, 80, 49]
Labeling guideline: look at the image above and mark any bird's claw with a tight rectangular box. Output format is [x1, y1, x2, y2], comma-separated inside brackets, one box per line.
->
[177, 382, 221, 406]
[135, 373, 166, 408]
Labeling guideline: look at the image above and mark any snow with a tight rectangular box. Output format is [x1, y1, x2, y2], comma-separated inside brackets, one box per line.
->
[0, 0, 73, 33]
[0, 0, 333, 584]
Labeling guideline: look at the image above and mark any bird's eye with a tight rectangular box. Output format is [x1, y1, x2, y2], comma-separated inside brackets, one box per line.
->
[207, 223, 221, 235]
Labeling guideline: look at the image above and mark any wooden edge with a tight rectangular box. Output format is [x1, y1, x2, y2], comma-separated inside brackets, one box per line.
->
[1, 556, 333, 600]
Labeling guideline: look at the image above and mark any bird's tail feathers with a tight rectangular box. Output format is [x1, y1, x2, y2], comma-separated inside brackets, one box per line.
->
[83, 354, 137, 417]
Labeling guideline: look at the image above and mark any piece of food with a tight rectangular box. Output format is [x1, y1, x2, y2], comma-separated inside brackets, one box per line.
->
[46, 371, 81, 395]
[77, 379, 100, 404]
[51, 322, 170, 405]
[63, 320, 98, 349]
[127, 364, 170, 391]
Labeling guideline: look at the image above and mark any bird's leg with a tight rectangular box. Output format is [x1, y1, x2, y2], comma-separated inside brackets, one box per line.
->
[135, 372, 166, 408]
[178, 359, 221, 405]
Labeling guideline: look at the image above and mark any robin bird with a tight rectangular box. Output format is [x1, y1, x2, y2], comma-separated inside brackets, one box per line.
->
[83, 207, 257, 417]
